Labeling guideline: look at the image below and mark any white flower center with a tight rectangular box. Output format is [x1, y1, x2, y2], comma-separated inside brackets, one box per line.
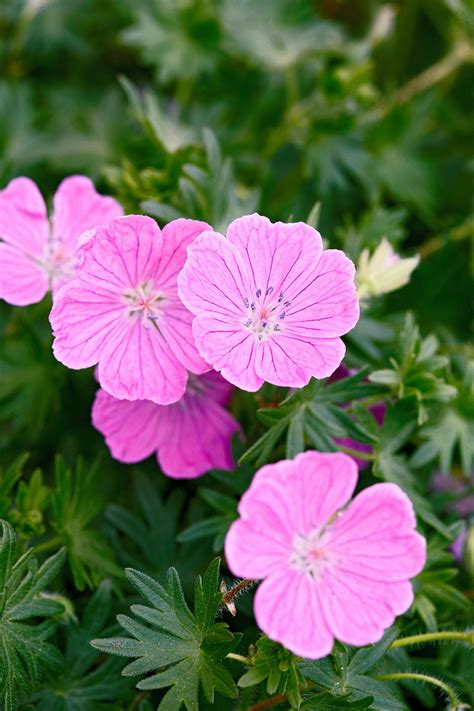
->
[290, 528, 334, 580]
[122, 282, 165, 326]
[242, 286, 291, 341]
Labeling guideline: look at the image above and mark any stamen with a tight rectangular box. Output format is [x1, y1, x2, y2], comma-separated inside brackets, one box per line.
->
[256, 288, 262, 298]
[266, 286, 273, 295]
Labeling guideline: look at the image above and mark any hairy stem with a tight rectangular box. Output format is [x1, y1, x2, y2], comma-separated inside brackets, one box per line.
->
[391, 630, 474, 649]
[222, 578, 255, 605]
[375, 672, 459, 705]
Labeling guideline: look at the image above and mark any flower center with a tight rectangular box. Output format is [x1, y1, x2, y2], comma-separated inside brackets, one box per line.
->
[38, 236, 75, 287]
[290, 529, 333, 580]
[242, 286, 291, 341]
[122, 282, 165, 326]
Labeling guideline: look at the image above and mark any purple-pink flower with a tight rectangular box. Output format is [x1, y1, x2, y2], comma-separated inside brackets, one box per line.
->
[225, 451, 426, 658]
[50, 215, 211, 404]
[91, 371, 239, 478]
[178, 214, 359, 391]
[0, 176, 123, 305]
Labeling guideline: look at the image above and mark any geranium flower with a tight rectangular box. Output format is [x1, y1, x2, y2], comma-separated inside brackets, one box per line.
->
[0, 176, 123, 305]
[178, 214, 359, 391]
[50, 215, 211, 404]
[91, 371, 239, 478]
[225, 451, 426, 658]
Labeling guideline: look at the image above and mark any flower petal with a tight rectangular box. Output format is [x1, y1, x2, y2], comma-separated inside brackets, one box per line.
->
[193, 315, 263, 391]
[156, 394, 239, 478]
[0, 242, 48, 306]
[226, 214, 323, 299]
[254, 569, 334, 659]
[50, 282, 125, 368]
[98, 318, 188, 404]
[178, 231, 250, 318]
[92, 389, 160, 463]
[0, 177, 48, 256]
[158, 299, 209, 374]
[327, 483, 427, 581]
[158, 218, 211, 289]
[52, 175, 123, 251]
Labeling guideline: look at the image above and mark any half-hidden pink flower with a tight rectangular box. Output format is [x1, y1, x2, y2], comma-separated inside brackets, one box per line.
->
[0, 176, 123, 305]
[225, 451, 426, 659]
[330, 364, 386, 469]
[91, 370, 239, 478]
[50, 215, 211, 404]
[178, 213, 360, 391]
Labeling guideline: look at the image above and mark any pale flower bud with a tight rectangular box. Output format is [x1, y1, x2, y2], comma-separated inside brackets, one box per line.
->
[356, 238, 420, 298]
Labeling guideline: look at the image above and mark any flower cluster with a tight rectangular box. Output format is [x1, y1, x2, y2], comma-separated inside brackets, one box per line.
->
[1, 175, 427, 657]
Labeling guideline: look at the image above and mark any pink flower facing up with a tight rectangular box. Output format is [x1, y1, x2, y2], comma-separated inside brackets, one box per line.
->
[0, 176, 123, 305]
[178, 214, 360, 392]
[225, 451, 426, 659]
[50, 215, 211, 404]
[91, 370, 239, 478]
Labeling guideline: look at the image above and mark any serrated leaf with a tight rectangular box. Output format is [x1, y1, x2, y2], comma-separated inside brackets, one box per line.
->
[91, 559, 239, 710]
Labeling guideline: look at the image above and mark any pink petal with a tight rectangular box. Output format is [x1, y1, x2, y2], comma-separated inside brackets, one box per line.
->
[199, 369, 234, 405]
[319, 570, 414, 646]
[0, 242, 48, 306]
[157, 218, 211, 290]
[50, 282, 125, 368]
[158, 299, 209, 374]
[193, 315, 263, 391]
[92, 389, 160, 463]
[156, 394, 239, 478]
[254, 569, 334, 659]
[52, 175, 123, 251]
[256, 332, 347, 383]
[178, 231, 250, 318]
[76, 215, 164, 291]
[225, 517, 291, 579]
[327, 483, 427, 581]
[251, 452, 358, 536]
[97, 318, 188, 404]
[226, 214, 323, 299]
[0, 177, 48, 257]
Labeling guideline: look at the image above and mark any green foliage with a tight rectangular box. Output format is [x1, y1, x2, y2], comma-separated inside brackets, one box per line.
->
[51, 458, 121, 591]
[31, 580, 134, 710]
[91, 559, 241, 710]
[238, 636, 307, 709]
[0, 520, 65, 710]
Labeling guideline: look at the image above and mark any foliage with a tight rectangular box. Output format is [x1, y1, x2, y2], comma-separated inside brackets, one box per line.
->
[0, 0, 473, 708]
[0, 520, 65, 710]
[91, 559, 241, 710]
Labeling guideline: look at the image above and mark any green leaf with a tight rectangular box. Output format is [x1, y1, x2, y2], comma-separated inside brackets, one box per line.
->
[30, 579, 134, 710]
[51, 458, 121, 590]
[91, 559, 240, 711]
[347, 627, 400, 676]
[0, 520, 65, 710]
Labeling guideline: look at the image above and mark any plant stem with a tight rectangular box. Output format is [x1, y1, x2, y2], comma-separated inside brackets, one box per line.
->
[248, 693, 290, 711]
[337, 446, 376, 462]
[222, 578, 255, 605]
[34, 536, 61, 555]
[375, 672, 459, 706]
[391, 630, 474, 649]
[226, 653, 251, 664]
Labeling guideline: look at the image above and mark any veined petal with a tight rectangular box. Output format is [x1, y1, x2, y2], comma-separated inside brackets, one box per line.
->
[0, 177, 49, 257]
[0, 242, 48, 306]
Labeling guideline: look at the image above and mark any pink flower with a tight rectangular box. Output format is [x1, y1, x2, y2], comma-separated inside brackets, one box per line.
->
[178, 214, 359, 391]
[0, 176, 123, 305]
[91, 371, 239, 478]
[50, 215, 211, 404]
[225, 451, 426, 658]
